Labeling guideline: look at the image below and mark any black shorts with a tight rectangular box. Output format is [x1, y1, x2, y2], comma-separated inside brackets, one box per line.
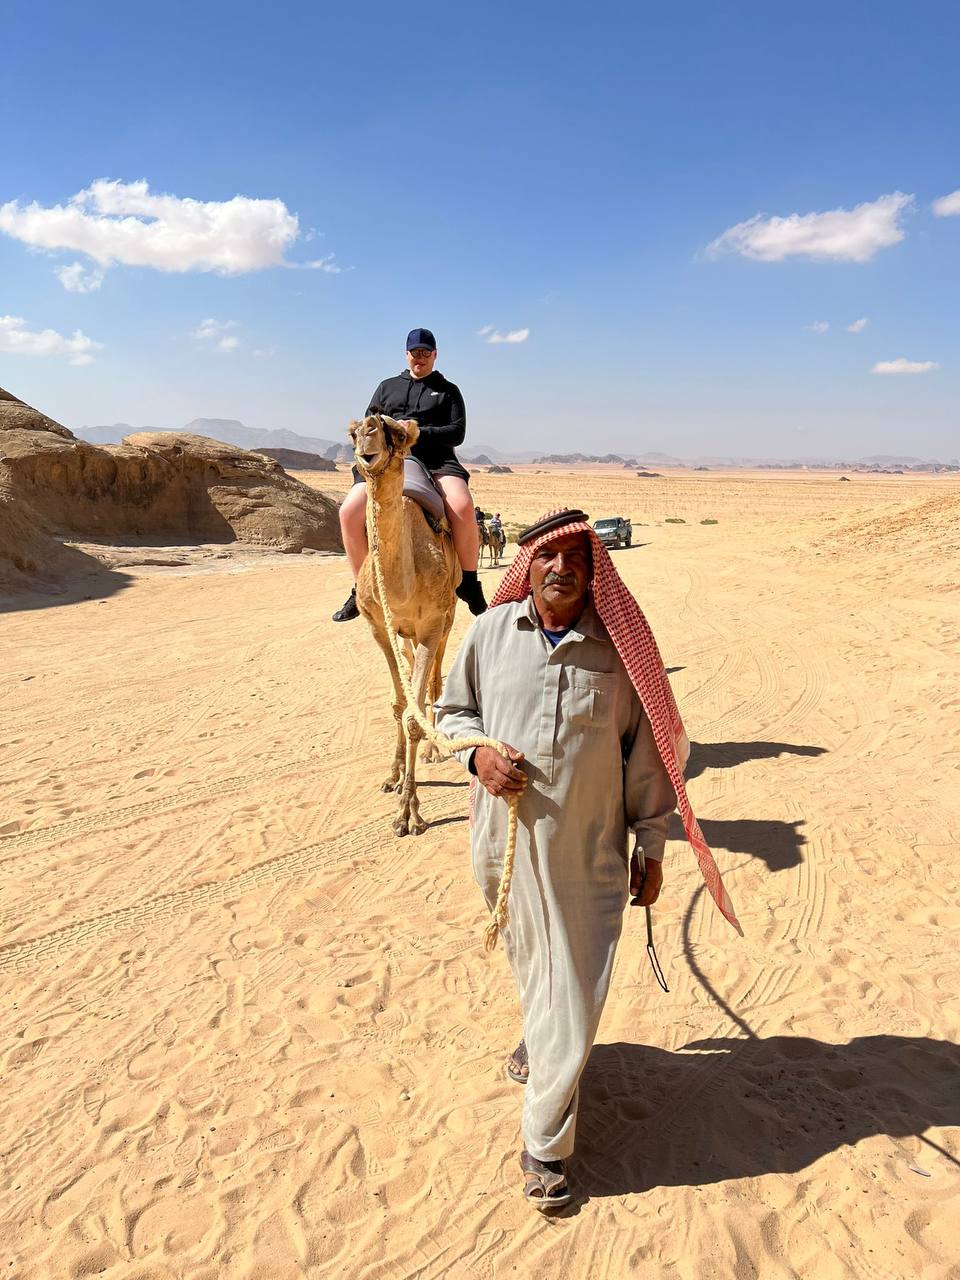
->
[351, 455, 471, 485]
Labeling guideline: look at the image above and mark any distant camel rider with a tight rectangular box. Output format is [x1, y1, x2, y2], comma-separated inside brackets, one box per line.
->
[332, 328, 487, 621]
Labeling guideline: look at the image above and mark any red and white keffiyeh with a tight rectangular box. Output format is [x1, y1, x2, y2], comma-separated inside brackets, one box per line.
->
[491, 513, 743, 935]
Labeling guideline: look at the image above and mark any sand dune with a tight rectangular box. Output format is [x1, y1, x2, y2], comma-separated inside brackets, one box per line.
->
[1, 467, 958, 1278]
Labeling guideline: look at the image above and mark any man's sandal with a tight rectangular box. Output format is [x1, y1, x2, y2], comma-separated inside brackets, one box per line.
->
[520, 1151, 572, 1209]
[506, 1038, 528, 1085]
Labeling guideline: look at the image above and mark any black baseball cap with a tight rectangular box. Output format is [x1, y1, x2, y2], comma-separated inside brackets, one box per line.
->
[406, 327, 436, 351]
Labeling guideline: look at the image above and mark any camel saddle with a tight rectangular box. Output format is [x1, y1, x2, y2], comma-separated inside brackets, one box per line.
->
[403, 458, 446, 526]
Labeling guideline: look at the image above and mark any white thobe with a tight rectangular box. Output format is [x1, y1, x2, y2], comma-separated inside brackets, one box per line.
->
[435, 595, 675, 1159]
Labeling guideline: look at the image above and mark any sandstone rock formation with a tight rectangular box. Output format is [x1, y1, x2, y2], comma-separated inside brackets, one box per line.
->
[1, 387, 342, 593]
[0, 386, 72, 438]
[256, 447, 337, 472]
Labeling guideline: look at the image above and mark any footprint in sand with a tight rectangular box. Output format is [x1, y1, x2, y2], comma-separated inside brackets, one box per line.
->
[127, 1040, 193, 1083]
[82, 1082, 107, 1125]
[6, 1037, 46, 1069]
[229, 924, 282, 951]
[129, 1192, 220, 1259]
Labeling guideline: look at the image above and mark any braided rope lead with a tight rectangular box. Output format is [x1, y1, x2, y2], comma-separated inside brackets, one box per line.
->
[365, 489, 519, 951]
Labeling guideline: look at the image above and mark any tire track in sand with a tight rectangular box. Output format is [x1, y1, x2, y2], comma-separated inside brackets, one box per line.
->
[0, 810, 449, 974]
[0, 758, 316, 861]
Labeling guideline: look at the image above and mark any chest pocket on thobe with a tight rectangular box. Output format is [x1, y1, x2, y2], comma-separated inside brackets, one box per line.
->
[566, 670, 617, 728]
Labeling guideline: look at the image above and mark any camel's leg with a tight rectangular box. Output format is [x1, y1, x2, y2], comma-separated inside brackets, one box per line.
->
[369, 627, 409, 793]
[421, 626, 452, 764]
[394, 636, 441, 837]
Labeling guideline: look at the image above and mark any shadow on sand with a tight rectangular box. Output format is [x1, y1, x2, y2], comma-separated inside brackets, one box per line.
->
[668, 813, 808, 872]
[686, 740, 828, 783]
[572, 1031, 960, 1199]
[0, 561, 135, 614]
[566, 884, 959, 1205]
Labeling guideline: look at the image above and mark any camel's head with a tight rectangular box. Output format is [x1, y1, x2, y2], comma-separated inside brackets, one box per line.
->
[349, 414, 420, 477]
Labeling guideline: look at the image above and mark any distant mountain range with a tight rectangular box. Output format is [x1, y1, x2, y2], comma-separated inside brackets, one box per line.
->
[71, 421, 959, 471]
[74, 423, 147, 445]
[75, 419, 343, 456]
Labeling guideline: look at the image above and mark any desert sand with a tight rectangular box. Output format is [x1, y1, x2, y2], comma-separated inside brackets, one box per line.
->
[1, 466, 958, 1279]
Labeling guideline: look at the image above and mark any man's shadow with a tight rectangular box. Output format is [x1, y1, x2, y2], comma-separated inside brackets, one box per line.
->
[667, 814, 807, 872]
[685, 741, 827, 782]
[667, 741, 828, 872]
[572, 1033, 960, 1198]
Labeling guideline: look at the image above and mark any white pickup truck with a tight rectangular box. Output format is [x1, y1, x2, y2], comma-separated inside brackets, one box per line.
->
[593, 516, 632, 549]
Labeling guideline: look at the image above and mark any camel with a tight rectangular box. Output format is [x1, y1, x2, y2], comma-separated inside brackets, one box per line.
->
[478, 517, 505, 568]
[477, 516, 492, 567]
[490, 524, 506, 566]
[349, 413, 460, 836]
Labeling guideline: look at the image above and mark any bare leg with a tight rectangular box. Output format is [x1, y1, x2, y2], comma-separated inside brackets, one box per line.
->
[435, 476, 479, 572]
[339, 483, 369, 578]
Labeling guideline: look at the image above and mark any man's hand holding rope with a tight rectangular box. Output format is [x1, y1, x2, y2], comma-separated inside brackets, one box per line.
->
[473, 745, 527, 799]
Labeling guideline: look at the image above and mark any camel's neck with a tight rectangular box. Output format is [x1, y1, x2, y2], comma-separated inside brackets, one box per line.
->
[367, 461, 415, 599]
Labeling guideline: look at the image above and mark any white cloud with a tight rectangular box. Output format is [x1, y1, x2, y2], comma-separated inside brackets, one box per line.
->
[192, 318, 241, 352]
[0, 314, 102, 365]
[286, 254, 342, 274]
[252, 345, 277, 359]
[808, 320, 830, 333]
[54, 261, 105, 293]
[0, 178, 339, 287]
[482, 326, 530, 344]
[707, 192, 912, 263]
[872, 358, 939, 375]
[192, 318, 237, 341]
[847, 316, 869, 333]
[932, 189, 960, 217]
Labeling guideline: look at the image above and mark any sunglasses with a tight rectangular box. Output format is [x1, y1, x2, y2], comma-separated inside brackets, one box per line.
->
[408, 348, 434, 358]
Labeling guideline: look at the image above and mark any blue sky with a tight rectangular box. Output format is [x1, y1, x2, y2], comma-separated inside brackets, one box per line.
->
[2, 1, 958, 459]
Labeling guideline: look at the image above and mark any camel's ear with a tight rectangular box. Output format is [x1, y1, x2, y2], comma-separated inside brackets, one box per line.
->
[347, 419, 362, 444]
[382, 416, 420, 454]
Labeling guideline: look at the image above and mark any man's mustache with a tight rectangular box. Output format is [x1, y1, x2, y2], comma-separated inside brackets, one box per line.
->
[543, 572, 577, 586]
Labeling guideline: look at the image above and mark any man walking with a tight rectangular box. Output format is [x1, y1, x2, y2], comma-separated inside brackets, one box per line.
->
[435, 508, 740, 1208]
[332, 328, 487, 620]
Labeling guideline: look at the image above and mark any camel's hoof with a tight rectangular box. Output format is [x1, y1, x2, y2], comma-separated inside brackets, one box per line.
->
[410, 817, 428, 836]
[380, 780, 398, 793]
[393, 819, 409, 838]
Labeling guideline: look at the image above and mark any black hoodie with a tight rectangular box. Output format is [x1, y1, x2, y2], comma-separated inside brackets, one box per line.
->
[366, 370, 466, 470]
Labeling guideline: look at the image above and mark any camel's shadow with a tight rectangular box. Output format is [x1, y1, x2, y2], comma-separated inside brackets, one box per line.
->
[686, 740, 828, 782]
[571, 1034, 960, 1199]
[667, 813, 808, 872]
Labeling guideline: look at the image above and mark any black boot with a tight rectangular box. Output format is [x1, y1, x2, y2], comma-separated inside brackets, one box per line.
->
[455, 569, 487, 616]
[332, 586, 360, 622]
